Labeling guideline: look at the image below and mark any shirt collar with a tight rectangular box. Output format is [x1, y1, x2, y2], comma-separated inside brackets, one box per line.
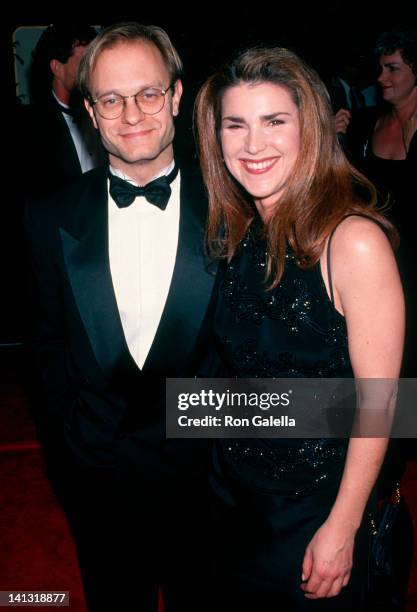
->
[109, 160, 176, 186]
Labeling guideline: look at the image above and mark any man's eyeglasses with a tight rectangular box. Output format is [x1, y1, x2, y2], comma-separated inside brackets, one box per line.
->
[90, 84, 173, 119]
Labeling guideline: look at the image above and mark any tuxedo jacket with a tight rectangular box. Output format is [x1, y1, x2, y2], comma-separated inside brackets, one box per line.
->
[19, 94, 106, 199]
[326, 76, 351, 114]
[26, 161, 219, 473]
[325, 77, 371, 166]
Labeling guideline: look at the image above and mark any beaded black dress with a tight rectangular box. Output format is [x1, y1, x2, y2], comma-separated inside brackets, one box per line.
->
[210, 218, 369, 611]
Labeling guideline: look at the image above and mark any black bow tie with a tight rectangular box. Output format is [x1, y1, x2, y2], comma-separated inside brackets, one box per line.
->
[109, 165, 179, 210]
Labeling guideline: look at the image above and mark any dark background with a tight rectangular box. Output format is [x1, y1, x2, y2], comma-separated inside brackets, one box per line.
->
[4, 3, 417, 111]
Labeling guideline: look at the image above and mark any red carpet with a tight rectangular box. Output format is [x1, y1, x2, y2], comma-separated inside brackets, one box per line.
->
[0, 348, 86, 610]
[0, 346, 416, 611]
[0, 450, 86, 610]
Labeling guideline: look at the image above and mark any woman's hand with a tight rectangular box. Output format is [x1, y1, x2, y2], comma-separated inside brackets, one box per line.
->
[300, 518, 356, 599]
[302, 216, 404, 600]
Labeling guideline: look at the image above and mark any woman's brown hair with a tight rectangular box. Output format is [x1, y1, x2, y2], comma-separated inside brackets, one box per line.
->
[194, 46, 395, 288]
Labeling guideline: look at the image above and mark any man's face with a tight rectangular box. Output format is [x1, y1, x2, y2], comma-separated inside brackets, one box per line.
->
[57, 44, 89, 94]
[85, 40, 182, 179]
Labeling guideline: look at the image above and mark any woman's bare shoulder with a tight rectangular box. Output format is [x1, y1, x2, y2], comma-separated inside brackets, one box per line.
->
[329, 215, 392, 261]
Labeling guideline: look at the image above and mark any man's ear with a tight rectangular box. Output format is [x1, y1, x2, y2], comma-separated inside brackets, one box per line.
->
[49, 58, 62, 79]
[172, 79, 183, 117]
[84, 98, 98, 129]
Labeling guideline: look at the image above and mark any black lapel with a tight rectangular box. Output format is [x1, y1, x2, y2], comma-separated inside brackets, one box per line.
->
[59, 167, 139, 385]
[46, 94, 82, 176]
[143, 162, 217, 375]
[59, 162, 216, 381]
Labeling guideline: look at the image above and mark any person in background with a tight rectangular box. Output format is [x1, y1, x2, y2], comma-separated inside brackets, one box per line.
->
[345, 31, 417, 382]
[20, 23, 106, 198]
[329, 47, 378, 165]
[359, 31, 417, 610]
[364, 31, 417, 201]
[195, 46, 404, 611]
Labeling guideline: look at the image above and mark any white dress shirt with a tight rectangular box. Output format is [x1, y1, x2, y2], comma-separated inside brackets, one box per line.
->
[108, 161, 180, 369]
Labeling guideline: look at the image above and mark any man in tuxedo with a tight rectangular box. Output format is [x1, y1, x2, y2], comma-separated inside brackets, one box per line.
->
[11, 26, 105, 340]
[26, 22, 218, 612]
[20, 24, 105, 198]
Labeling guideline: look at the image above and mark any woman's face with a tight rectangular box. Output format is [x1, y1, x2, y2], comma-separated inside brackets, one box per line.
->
[377, 49, 416, 105]
[220, 81, 300, 217]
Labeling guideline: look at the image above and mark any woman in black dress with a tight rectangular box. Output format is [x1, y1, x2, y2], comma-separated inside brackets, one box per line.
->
[362, 31, 417, 378]
[195, 47, 404, 611]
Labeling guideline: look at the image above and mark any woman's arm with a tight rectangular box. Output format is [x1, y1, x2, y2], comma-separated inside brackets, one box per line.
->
[301, 215, 405, 599]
